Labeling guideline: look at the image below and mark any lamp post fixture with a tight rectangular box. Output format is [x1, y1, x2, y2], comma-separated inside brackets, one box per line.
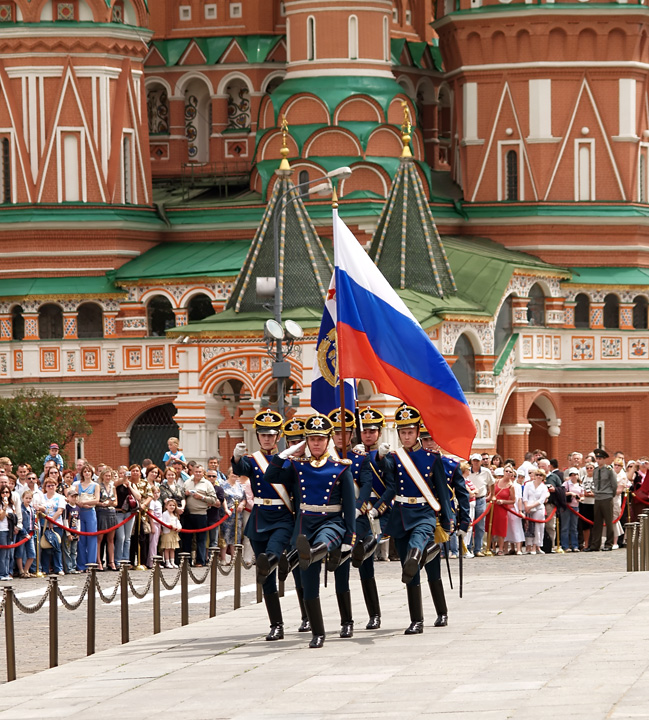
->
[261, 166, 353, 438]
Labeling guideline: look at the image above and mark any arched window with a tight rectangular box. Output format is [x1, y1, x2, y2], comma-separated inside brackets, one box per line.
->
[307, 16, 316, 61]
[494, 295, 513, 356]
[633, 295, 648, 329]
[603, 293, 619, 329]
[184, 78, 211, 163]
[38, 304, 63, 340]
[451, 334, 475, 393]
[226, 79, 251, 130]
[11, 305, 23, 341]
[77, 302, 104, 338]
[261, 378, 300, 410]
[129, 403, 179, 466]
[438, 86, 452, 140]
[147, 295, 175, 337]
[506, 149, 518, 201]
[348, 15, 358, 60]
[574, 293, 590, 328]
[187, 293, 216, 323]
[526, 284, 545, 326]
[146, 85, 169, 135]
[1, 137, 11, 204]
[298, 169, 309, 197]
[214, 379, 251, 404]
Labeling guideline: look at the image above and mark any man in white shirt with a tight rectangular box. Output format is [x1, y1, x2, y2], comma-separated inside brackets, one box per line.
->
[516, 452, 537, 482]
[468, 454, 494, 557]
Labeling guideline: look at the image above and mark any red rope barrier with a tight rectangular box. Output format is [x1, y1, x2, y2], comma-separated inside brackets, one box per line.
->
[567, 494, 628, 526]
[471, 501, 493, 527]
[145, 510, 229, 533]
[0, 531, 35, 549]
[567, 505, 593, 525]
[632, 492, 649, 507]
[504, 504, 557, 524]
[42, 512, 136, 536]
[614, 494, 627, 524]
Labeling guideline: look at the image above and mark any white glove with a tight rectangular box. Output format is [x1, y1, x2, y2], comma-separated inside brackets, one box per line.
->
[341, 544, 352, 553]
[378, 442, 390, 458]
[352, 444, 365, 455]
[355, 508, 362, 519]
[233, 443, 247, 461]
[279, 440, 305, 460]
[368, 508, 378, 520]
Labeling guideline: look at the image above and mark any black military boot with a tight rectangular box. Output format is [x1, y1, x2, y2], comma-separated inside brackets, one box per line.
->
[401, 547, 422, 584]
[326, 545, 352, 571]
[361, 576, 381, 630]
[404, 583, 424, 635]
[264, 592, 284, 641]
[256, 553, 279, 583]
[428, 578, 448, 627]
[420, 541, 441, 568]
[295, 586, 311, 632]
[337, 590, 354, 638]
[278, 549, 298, 583]
[296, 535, 328, 571]
[352, 536, 378, 569]
[304, 597, 326, 648]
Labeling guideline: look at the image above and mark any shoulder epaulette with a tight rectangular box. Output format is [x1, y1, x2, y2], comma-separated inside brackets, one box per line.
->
[334, 458, 353, 466]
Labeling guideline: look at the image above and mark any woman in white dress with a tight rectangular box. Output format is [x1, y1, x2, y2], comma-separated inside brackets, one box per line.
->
[506, 469, 526, 554]
[523, 469, 550, 555]
[609, 458, 629, 549]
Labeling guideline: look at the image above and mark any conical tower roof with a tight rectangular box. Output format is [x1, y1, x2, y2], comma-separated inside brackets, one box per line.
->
[226, 172, 333, 313]
[369, 152, 457, 298]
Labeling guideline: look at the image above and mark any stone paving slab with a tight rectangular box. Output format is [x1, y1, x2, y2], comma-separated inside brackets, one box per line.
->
[1, 556, 648, 719]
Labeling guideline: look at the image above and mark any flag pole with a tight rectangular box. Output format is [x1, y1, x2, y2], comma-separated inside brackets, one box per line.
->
[332, 185, 348, 461]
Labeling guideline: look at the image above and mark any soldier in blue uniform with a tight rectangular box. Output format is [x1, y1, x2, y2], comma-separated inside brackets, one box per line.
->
[231, 409, 294, 641]
[326, 408, 372, 638]
[420, 425, 471, 627]
[266, 414, 356, 649]
[350, 407, 392, 630]
[277, 416, 310, 633]
[370, 405, 454, 634]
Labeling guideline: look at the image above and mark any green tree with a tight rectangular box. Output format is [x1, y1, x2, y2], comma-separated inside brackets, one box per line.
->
[0, 389, 92, 472]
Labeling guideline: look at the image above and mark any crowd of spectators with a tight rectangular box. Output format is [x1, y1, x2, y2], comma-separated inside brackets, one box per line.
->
[458, 448, 649, 558]
[0, 437, 253, 581]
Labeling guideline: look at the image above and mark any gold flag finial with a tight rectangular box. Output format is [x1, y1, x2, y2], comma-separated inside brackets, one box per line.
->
[279, 114, 291, 171]
[331, 184, 339, 209]
[400, 101, 412, 159]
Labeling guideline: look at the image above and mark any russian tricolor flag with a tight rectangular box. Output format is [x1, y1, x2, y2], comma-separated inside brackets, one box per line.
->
[311, 274, 357, 416]
[333, 210, 476, 459]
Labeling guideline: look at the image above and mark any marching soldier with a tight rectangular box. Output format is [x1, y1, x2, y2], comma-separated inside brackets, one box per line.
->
[419, 425, 471, 627]
[370, 405, 454, 634]
[327, 408, 372, 638]
[266, 414, 356, 648]
[231, 409, 294, 641]
[350, 407, 392, 630]
[278, 416, 310, 633]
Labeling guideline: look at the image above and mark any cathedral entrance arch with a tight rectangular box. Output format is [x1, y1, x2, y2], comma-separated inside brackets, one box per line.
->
[129, 403, 179, 466]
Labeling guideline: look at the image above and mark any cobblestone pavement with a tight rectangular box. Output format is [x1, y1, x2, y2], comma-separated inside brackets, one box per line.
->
[0, 547, 627, 683]
[0, 563, 257, 681]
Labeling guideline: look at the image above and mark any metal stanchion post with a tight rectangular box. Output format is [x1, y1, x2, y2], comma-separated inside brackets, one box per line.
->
[135, 513, 147, 571]
[209, 549, 217, 618]
[643, 514, 649, 571]
[179, 552, 190, 626]
[555, 511, 564, 553]
[86, 563, 97, 656]
[35, 517, 45, 578]
[632, 522, 640, 571]
[484, 501, 494, 556]
[234, 543, 242, 610]
[152, 556, 161, 635]
[120, 560, 130, 644]
[625, 523, 634, 572]
[4, 588, 16, 682]
[641, 515, 647, 572]
[49, 576, 58, 669]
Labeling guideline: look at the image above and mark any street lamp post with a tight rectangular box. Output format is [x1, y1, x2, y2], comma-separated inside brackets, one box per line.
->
[264, 166, 353, 437]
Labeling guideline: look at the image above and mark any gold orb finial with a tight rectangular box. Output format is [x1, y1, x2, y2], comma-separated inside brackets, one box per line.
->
[279, 114, 291, 171]
[400, 101, 412, 159]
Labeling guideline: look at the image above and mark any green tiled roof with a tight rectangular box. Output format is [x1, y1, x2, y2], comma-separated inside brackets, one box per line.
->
[168, 306, 324, 336]
[269, 76, 405, 123]
[0, 276, 124, 299]
[149, 35, 282, 66]
[566, 267, 649, 285]
[391, 38, 442, 71]
[370, 157, 456, 297]
[114, 241, 250, 281]
[0, 204, 163, 226]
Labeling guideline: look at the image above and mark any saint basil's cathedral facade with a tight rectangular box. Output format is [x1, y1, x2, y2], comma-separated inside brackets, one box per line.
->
[1, 0, 648, 465]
